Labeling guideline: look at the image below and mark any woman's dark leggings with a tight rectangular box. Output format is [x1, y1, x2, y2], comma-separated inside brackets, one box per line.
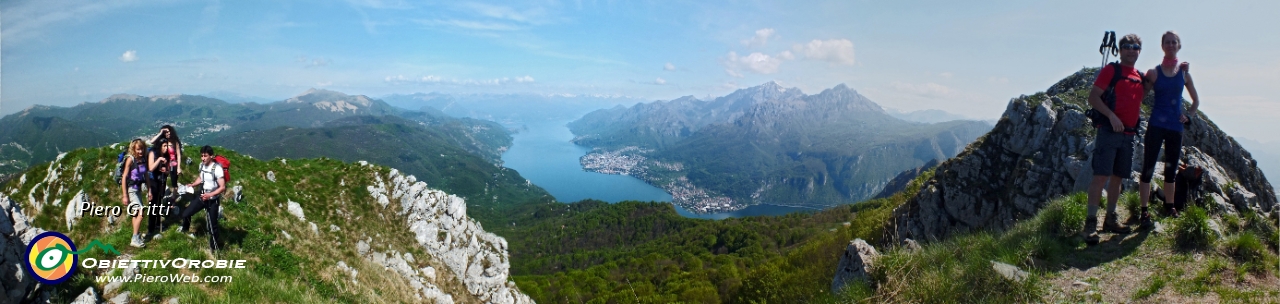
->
[147, 176, 166, 235]
[1140, 125, 1183, 183]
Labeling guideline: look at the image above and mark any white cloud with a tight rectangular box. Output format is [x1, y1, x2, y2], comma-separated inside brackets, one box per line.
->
[793, 39, 855, 65]
[295, 56, 331, 67]
[655, 77, 666, 85]
[119, 50, 138, 62]
[461, 3, 545, 24]
[889, 81, 953, 99]
[724, 51, 785, 77]
[316, 81, 333, 87]
[940, 72, 954, 78]
[414, 19, 523, 31]
[664, 62, 676, 71]
[778, 50, 795, 60]
[384, 74, 534, 85]
[742, 28, 776, 47]
[345, 0, 413, 9]
[1, 1, 150, 45]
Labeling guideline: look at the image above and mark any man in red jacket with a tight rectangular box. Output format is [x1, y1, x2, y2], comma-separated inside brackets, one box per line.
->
[1083, 33, 1146, 245]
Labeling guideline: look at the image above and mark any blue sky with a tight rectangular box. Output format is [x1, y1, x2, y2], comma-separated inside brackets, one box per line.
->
[3, 0, 1279, 142]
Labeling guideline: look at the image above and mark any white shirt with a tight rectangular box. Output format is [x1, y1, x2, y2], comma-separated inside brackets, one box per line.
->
[200, 162, 224, 192]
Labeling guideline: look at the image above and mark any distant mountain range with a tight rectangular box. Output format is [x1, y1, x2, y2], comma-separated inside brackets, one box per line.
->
[0, 88, 529, 204]
[379, 93, 644, 127]
[884, 108, 994, 125]
[568, 82, 993, 212]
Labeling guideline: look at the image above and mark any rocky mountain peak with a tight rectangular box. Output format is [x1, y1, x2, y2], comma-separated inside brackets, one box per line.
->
[726, 81, 803, 104]
[285, 88, 376, 112]
[100, 93, 144, 103]
[890, 67, 1276, 243]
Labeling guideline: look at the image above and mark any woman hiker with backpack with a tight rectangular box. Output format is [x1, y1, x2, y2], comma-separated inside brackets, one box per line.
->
[120, 139, 150, 248]
[183, 145, 226, 251]
[145, 137, 173, 240]
[1139, 31, 1200, 222]
[148, 125, 183, 200]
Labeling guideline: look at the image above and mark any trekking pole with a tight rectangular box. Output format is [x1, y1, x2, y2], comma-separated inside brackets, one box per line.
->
[206, 200, 220, 255]
[1099, 31, 1117, 67]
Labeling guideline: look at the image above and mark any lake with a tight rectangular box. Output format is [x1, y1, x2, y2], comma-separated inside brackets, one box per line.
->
[500, 120, 819, 219]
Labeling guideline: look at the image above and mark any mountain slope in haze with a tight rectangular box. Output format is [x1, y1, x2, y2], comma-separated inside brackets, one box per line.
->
[569, 81, 801, 149]
[0, 89, 512, 175]
[885, 108, 975, 124]
[568, 82, 992, 212]
[380, 93, 644, 127]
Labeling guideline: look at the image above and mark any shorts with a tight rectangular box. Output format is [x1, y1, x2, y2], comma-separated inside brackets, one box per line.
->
[1092, 128, 1135, 177]
[127, 186, 146, 215]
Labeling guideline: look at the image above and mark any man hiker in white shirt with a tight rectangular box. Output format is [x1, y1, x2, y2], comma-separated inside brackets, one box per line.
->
[182, 145, 226, 251]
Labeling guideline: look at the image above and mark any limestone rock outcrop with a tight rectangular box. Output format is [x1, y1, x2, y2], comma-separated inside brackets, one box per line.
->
[831, 239, 879, 293]
[2, 193, 46, 304]
[365, 166, 533, 304]
[891, 68, 1276, 243]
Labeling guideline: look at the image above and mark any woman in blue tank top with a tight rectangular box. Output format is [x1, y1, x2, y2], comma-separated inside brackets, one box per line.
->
[1138, 31, 1201, 223]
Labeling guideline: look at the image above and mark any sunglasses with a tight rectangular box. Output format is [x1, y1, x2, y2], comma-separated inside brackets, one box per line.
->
[1120, 44, 1141, 51]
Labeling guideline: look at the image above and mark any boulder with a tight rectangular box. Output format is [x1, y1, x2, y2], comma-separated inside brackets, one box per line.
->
[110, 291, 130, 304]
[991, 261, 1029, 283]
[65, 190, 89, 230]
[287, 200, 305, 221]
[70, 287, 101, 304]
[831, 239, 879, 293]
[266, 171, 276, 182]
[902, 238, 922, 253]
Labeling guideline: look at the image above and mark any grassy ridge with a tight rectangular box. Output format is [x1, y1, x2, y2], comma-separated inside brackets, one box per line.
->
[3, 145, 483, 303]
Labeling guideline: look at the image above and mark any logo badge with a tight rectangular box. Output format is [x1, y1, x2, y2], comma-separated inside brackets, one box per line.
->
[25, 231, 79, 284]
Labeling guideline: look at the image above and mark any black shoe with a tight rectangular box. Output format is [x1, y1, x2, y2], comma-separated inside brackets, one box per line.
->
[1103, 212, 1132, 234]
[1139, 213, 1155, 230]
[1081, 218, 1100, 245]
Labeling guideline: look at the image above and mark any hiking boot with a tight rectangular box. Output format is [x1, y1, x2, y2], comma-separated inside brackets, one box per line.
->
[1139, 212, 1155, 230]
[1103, 212, 1132, 234]
[130, 235, 145, 248]
[1082, 218, 1100, 245]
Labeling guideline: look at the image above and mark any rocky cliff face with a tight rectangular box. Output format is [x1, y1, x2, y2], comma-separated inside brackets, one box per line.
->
[1, 193, 47, 304]
[890, 68, 1276, 242]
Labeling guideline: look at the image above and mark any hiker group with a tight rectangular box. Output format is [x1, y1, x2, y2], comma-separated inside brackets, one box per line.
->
[116, 125, 230, 250]
[1082, 31, 1204, 245]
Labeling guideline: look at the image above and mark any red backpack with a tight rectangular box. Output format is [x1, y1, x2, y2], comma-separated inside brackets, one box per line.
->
[213, 155, 231, 185]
